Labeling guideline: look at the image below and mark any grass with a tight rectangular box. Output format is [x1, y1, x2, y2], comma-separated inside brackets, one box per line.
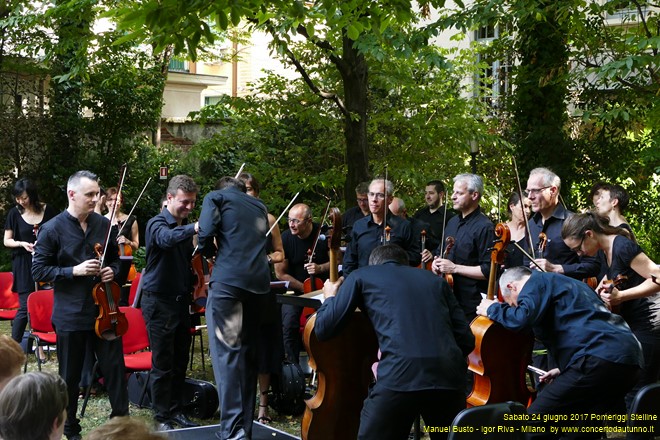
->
[1, 317, 303, 438]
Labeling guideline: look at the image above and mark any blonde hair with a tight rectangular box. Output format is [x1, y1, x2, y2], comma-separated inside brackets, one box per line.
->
[84, 416, 166, 440]
[0, 335, 26, 388]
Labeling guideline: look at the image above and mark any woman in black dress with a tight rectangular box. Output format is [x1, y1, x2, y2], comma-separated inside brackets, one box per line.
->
[562, 212, 660, 425]
[3, 178, 58, 353]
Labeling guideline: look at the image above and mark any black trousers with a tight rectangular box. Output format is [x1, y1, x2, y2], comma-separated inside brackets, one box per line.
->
[57, 330, 128, 437]
[11, 290, 31, 343]
[281, 303, 303, 364]
[206, 284, 262, 440]
[140, 291, 192, 423]
[527, 355, 639, 440]
[358, 383, 465, 440]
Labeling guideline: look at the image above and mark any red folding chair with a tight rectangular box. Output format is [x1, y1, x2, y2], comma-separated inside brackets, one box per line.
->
[0, 272, 19, 321]
[26, 289, 56, 371]
[80, 306, 152, 417]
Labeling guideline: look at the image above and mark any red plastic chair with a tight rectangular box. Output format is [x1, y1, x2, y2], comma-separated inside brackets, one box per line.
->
[80, 306, 152, 417]
[26, 289, 56, 371]
[128, 271, 141, 307]
[0, 272, 19, 321]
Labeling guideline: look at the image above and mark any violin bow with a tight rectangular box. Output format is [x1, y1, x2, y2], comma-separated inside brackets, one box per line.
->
[383, 166, 389, 243]
[512, 156, 536, 260]
[116, 177, 152, 238]
[100, 164, 128, 268]
[267, 192, 300, 236]
[309, 199, 332, 262]
[234, 163, 246, 179]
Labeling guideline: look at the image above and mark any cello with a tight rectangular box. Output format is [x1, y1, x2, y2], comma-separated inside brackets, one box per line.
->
[466, 223, 535, 407]
[191, 252, 212, 312]
[301, 208, 379, 440]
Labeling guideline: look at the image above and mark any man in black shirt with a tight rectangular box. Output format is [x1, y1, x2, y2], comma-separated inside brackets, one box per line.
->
[32, 170, 128, 440]
[432, 173, 493, 321]
[141, 175, 200, 431]
[341, 181, 370, 235]
[197, 177, 271, 440]
[414, 180, 453, 254]
[343, 179, 421, 275]
[316, 244, 474, 440]
[274, 203, 329, 364]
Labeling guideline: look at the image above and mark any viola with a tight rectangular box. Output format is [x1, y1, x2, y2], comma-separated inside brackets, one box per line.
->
[418, 230, 432, 271]
[537, 232, 547, 258]
[301, 208, 379, 440]
[117, 220, 137, 283]
[442, 236, 455, 289]
[191, 253, 212, 313]
[599, 274, 628, 313]
[92, 243, 128, 341]
[466, 223, 535, 407]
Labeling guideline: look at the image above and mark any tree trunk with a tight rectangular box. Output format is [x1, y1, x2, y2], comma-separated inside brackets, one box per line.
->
[340, 36, 370, 207]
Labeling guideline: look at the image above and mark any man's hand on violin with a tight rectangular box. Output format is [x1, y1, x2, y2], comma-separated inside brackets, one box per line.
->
[476, 298, 496, 317]
[432, 258, 456, 275]
[598, 287, 622, 308]
[99, 267, 115, 282]
[421, 249, 433, 263]
[305, 262, 320, 275]
[73, 259, 102, 277]
[322, 277, 343, 299]
[531, 258, 563, 274]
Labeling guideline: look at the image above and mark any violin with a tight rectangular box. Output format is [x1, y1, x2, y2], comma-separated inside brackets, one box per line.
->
[442, 236, 455, 289]
[466, 223, 535, 407]
[303, 248, 324, 293]
[599, 274, 628, 313]
[117, 219, 137, 283]
[418, 230, 432, 271]
[302, 208, 379, 440]
[191, 253, 212, 313]
[92, 243, 128, 341]
[537, 232, 547, 258]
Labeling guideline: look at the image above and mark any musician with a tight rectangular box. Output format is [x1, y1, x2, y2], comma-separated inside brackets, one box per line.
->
[503, 191, 531, 268]
[343, 179, 421, 276]
[3, 178, 57, 358]
[413, 179, 453, 253]
[140, 175, 200, 431]
[316, 244, 474, 440]
[341, 181, 370, 234]
[588, 180, 609, 209]
[390, 197, 429, 264]
[562, 213, 660, 428]
[477, 266, 642, 437]
[432, 173, 494, 321]
[32, 170, 128, 440]
[275, 203, 329, 365]
[104, 187, 140, 305]
[524, 167, 600, 277]
[197, 176, 271, 440]
[594, 183, 633, 231]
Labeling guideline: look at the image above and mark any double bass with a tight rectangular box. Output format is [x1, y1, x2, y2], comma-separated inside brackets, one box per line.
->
[301, 208, 379, 440]
[466, 223, 535, 407]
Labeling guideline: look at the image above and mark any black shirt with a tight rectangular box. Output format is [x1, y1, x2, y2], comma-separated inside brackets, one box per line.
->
[413, 205, 454, 251]
[343, 211, 421, 276]
[141, 208, 196, 296]
[526, 204, 600, 279]
[280, 223, 329, 292]
[32, 211, 120, 332]
[197, 187, 271, 295]
[437, 208, 494, 320]
[315, 262, 474, 392]
[342, 205, 368, 236]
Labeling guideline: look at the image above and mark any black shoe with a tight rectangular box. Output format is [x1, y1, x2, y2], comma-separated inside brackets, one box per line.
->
[157, 421, 176, 431]
[171, 412, 199, 428]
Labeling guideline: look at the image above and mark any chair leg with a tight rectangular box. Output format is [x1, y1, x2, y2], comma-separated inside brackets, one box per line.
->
[189, 331, 196, 371]
[199, 331, 205, 372]
[80, 361, 99, 418]
[138, 371, 151, 407]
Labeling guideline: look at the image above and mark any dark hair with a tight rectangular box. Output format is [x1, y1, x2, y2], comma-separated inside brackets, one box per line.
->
[588, 181, 609, 202]
[215, 176, 246, 192]
[238, 172, 260, 195]
[0, 372, 68, 440]
[355, 181, 370, 195]
[604, 184, 629, 213]
[368, 244, 409, 266]
[166, 175, 198, 196]
[12, 178, 42, 214]
[506, 191, 521, 214]
[426, 180, 446, 194]
[561, 211, 631, 241]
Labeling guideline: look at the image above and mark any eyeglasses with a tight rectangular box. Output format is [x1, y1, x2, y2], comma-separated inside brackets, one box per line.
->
[524, 186, 551, 197]
[368, 192, 386, 200]
[287, 217, 309, 225]
[356, 197, 368, 203]
[570, 235, 585, 253]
